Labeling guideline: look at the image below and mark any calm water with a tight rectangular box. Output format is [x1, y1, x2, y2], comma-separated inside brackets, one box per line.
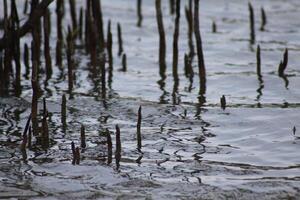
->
[1, 0, 300, 199]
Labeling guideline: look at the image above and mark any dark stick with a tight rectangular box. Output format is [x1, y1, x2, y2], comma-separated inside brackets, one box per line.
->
[71, 142, 76, 165]
[56, 0, 63, 67]
[69, 0, 77, 32]
[24, 43, 30, 78]
[256, 45, 261, 77]
[172, 0, 181, 82]
[107, 20, 113, 72]
[278, 48, 288, 77]
[24, 0, 29, 14]
[155, 0, 167, 79]
[136, 106, 142, 150]
[81, 125, 86, 149]
[75, 147, 80, 165]
[194, 0, 206, 95]
[137, 0, 143, 27]
[117, 23, 124, 56]
[249, 2, 255, 44]
[260, 7, 266, 31]
[44, 9, 52, 79]
[91, 0, 105, 51]
[31, 42, 39, 135]
[61, 94, 67, 125]
[42, 111, 49, 149]
[212, 21, 217, 33]
[106, 129, 112, 164]
[115, 125, 121, 170]
[100, 54, 106, 99]
[79, 7, 83, 40]
[121, 54, 127, 72]
[28, 126, 32, 149]
[220, 95, 226, 110]
[170, 0, 175, 15]
[67, 27, 74, 94]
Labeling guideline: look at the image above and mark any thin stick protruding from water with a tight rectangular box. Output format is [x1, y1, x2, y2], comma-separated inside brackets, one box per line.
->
[121, 54, 127, 72]
[256, 45, 261, 77]
[278, 48, 288, 77]
[106, 129, 112, 164]
[81, 125, 86, 149]
[172, 0, 181, 82]
[260, 7, 267, 31]
[136, 106, 142, 150]
[117, 23, 124, 56]
[61, 94, 67, 125]
[155, 0, 167, 79]
[137, 0, 143, 27]
[194, 0, 206, 95]
[115, 125, 121, 170]
[220, 95, 226, 110]
[249, 2, 255, 44]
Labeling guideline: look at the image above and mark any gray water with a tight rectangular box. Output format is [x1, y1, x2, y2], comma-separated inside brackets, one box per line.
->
[1, 0, 300, 199]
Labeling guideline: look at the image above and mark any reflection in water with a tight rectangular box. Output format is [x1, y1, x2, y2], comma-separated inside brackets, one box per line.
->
[256, 76, 264, 102]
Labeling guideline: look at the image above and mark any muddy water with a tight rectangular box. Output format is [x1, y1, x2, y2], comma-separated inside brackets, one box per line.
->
[1, 0, 300, 199]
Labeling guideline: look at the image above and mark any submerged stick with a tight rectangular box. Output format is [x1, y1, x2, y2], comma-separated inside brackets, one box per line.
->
[155, 0, 167, 79]
[136, 106, 142, 150]
[137, 0, 143, 27]
[172, 0, 181, 82]
[249, 2, 255, 44]
[256, 45, 261, 77]
[117, 23, 124, 56]
[194, 0, 206, 95]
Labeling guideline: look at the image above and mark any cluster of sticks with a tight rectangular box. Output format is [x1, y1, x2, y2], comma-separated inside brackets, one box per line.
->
[3, 0, 291, 165]
[21, 93, 143, 170]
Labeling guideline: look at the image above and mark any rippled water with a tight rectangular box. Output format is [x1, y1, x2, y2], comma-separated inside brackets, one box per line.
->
[1, 0, 300, 199]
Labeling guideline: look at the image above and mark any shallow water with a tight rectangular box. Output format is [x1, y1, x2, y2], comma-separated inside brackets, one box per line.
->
[1, 0, 300, 199]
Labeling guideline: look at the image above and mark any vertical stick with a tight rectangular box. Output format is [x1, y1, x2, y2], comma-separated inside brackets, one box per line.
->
[256, 45, 261, 77]
[260, 7, 266, 31]
[81, 125, 86, 148]
[56, 0, 63, 67]
[185, 0, 194, 58]
[106, 129, 112, 164]
[115, 125, 121, 170]
[44, 9, 52, 79]
[212, 21, 217, 33]
[24, 43, 30, 78]
[117, 23, 124, 56]
[61, 94, 67, 125]
[249, 2, 255, 44]
[92, 0, 105, 51]
[107, 20, 113, 72]
[100, 54, 106, 99]
[220, 95, 226, 110]
[122, 54, 127, 72]
[69, 0, 77, 32]
[169, 0, 175, 15]
[67, 27, 74, 94]
[172, 0, 181, 82]
[31, 41, 39, 135]
[136, 106, 142, 150]
[194, 0, 206, 95]
[155, 0, 167, 79]
[278, 48, 288, 76]
[79, 7, 83, 40]
[137, 0, 143, 27]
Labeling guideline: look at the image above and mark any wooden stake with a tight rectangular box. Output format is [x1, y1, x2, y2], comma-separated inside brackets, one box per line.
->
[136, 106, 142, 150]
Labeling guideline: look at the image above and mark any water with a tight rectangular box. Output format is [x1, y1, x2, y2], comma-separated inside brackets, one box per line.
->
[1, 0, 300, 199]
